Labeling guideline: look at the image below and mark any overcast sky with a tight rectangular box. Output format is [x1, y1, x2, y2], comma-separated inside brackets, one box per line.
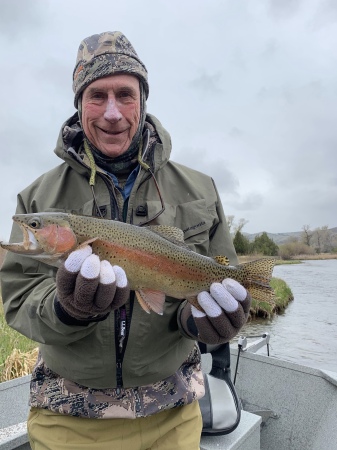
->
[1, 0, 336, 239]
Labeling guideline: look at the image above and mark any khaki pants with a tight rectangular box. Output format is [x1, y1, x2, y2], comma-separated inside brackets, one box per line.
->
[28, 401, 202, 450]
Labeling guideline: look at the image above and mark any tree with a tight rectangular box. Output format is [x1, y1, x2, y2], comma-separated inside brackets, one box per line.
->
[226, 215, 249, 236]
[226, 215, 235, 234]
[233, 230, 250, 255]
[312, 225, 335, 253]
[301, 225, 312, 247]
[251, 232, 279, 256]
[234, 218, 249, 235]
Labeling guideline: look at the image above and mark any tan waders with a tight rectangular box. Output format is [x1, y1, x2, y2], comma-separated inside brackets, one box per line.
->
[28, 401, 202, 449]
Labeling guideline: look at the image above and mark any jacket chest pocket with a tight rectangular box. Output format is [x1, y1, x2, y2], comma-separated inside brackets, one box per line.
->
[82, 196, 112, 218]
[176, 199, 216, 255]
[134, 199, 216, 256]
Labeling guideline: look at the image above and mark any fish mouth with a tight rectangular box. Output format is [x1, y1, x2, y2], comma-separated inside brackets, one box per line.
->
[0, 224, 43, 255]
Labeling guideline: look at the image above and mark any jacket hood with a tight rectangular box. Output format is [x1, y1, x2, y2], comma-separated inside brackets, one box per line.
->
[53, 112, 172, 175]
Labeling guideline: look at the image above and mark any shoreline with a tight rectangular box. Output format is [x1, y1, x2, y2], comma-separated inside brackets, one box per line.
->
[238, 252, 337, 265]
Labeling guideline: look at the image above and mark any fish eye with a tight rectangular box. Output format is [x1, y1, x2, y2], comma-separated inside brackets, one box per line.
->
[28, 218, 41, 229]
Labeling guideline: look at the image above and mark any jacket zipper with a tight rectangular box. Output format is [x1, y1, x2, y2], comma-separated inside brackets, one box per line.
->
[98, 173, 119, 220]
[115, 294, 135, 390]
[93, 172, 128, 389]
[68, 146, 136, 389]
[95, 167, 146, 389]
[115, 306, 126, 389]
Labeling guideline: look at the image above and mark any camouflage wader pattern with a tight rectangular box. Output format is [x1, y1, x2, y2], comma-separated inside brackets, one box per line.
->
[30, 345, 204, 419]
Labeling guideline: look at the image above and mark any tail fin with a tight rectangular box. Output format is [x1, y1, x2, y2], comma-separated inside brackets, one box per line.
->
[239, 258, 276, 303]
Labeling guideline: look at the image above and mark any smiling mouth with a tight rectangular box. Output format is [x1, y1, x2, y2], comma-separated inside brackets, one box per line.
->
[99, 127, 126, 135]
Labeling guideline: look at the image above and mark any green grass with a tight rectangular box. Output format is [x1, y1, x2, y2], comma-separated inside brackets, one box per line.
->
[0, 300, 37, 380]
[250, 277, 294, 318]
[275, 259, 302, 265]
[271, 277, 294, 310]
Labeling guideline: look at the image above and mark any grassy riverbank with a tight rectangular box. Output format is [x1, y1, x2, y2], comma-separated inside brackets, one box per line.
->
[238, 252, 337, 265]
[287, 253, 337, 261]
[0, 302, 38, 381]
[250, 277, 294, 318]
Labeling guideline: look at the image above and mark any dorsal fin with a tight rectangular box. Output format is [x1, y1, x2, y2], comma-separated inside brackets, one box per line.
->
[147, 225, 185, 241]
[145, 225, 192, 251]
[213, 255, 230, 266]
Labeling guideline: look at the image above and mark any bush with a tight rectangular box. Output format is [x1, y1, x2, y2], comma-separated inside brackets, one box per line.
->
[0, 301, 37, 381]
[278, 241, 314, 260]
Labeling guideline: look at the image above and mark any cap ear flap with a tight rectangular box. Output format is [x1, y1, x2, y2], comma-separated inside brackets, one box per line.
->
[76, 94, 82, 116]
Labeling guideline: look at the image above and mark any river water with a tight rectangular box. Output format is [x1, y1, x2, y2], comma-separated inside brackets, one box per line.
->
[234, 259, 337, 373]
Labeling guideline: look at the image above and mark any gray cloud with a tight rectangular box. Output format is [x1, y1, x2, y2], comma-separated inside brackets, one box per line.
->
[0, 0, 336, 238]
[227, 193, 264, 212]
[268, 0, 302, 19]
[174, 147, 240, 195]
[311, 0, 337, 28]
[0, 0, 44, 36]
[189, 72, 223, 94]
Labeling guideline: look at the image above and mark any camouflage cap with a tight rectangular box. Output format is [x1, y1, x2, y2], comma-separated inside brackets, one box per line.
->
[72, 31, 149, 108]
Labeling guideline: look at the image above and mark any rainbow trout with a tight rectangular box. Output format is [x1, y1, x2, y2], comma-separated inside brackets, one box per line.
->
[1, 212, 275, 314]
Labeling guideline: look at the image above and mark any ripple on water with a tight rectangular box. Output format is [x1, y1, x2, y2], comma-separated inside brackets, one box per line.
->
[232, 260, 337, 372]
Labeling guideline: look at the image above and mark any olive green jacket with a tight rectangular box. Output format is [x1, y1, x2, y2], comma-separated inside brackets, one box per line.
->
[1, 113, 237, 389]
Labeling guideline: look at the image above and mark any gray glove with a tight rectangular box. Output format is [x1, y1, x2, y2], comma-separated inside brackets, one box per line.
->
[180, 279, 251, 344]
[55, 245, 129, 323]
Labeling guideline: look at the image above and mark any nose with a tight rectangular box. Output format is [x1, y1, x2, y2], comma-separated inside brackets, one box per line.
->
[104, 99, 122, 122]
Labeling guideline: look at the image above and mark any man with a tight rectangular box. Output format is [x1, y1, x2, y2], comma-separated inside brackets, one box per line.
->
[1, 32, 251, 449]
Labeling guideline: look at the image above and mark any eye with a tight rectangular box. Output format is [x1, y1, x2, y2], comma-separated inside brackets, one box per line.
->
[118, 89, 135, 101]
[92, 92, 104, 99]
[87, 90, 105, 102]
[28, 218, 41, 229]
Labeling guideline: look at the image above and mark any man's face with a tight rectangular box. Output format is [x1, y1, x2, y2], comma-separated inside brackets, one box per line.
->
[81, 74, 141, 158]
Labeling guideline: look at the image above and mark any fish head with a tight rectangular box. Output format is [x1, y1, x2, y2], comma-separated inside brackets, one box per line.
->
[1, 212, 78, 265]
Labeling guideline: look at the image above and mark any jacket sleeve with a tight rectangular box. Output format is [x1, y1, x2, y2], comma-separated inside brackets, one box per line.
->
[208, 179, 238, 265]
[177, 178, 239, 339]
[0, 194, 98, 345]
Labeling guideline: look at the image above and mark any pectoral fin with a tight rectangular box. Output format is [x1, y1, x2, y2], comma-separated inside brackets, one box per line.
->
[78, 237, 99, 247]
[135, 289, 166, 315]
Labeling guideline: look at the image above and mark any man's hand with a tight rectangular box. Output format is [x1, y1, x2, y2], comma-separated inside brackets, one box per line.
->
[180, 279, 251, 344]
[54, 245, 129, 323]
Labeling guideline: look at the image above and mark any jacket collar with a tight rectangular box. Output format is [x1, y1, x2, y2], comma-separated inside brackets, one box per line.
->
[53, 112, 172, 175]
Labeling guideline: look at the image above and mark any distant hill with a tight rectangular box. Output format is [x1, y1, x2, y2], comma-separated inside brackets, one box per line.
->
[243, 227, 337, 245]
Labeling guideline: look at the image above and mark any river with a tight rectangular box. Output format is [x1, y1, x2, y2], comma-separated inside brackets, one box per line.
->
[234, 259, 337, 373]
